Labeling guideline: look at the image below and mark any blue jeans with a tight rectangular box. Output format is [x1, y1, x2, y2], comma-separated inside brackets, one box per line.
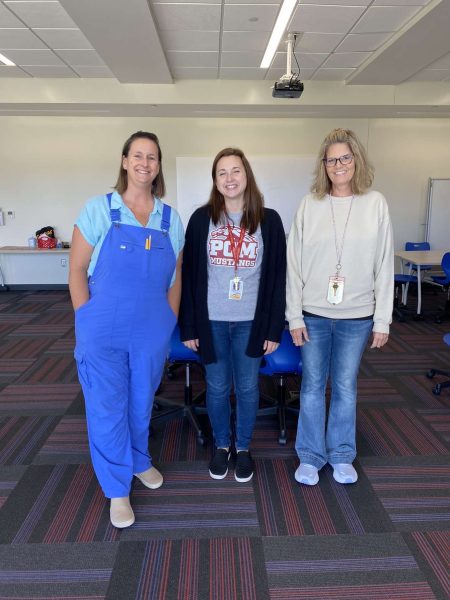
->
[296, 316, 372, 469]
[204, 321, 262, 451]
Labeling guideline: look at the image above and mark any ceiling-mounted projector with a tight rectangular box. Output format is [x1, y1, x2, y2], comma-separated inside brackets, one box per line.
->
[273, 75, 304, 98]
[273, 32, 303, 99]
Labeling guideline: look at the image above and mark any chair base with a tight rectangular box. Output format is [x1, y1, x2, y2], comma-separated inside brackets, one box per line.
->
[426, 368, 450, 396]
[153, 362, 207, 446]
[259, 375, 299, 445]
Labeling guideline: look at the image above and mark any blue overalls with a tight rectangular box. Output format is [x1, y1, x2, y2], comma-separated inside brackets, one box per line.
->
[74, 194, 176, 498]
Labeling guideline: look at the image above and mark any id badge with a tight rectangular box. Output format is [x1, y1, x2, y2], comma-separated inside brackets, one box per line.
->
[229, 278, 243, 300]
[327, 276, 345, 304]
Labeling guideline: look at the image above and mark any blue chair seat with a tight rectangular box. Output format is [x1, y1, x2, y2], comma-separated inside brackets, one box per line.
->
[259, 329, 302, 444]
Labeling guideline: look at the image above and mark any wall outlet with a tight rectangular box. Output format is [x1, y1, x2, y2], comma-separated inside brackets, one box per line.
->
[7, 210, 15, 219]
[61, 258, 67, 267]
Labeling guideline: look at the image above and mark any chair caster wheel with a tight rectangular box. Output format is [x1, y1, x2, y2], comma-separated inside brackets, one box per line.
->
[426, 370, 436, 378]
[432, 384, 441, 395]
[278, 433, 287, 445]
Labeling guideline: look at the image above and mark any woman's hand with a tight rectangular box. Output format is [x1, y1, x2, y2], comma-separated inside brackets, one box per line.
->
[183, 339, 199, 351]
[290, 327, 309, 346]
[370, 332, 389, 348]
[263, 340, 279, 355]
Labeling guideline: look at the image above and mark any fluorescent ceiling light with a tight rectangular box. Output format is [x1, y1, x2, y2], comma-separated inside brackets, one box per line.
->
[0, 53, 15, 66]
[260, 0, 297, 69]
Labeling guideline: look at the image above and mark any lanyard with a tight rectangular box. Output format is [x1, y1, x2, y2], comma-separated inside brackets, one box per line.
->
[226, 223, 246, 274]
[329, 195, 353, 276]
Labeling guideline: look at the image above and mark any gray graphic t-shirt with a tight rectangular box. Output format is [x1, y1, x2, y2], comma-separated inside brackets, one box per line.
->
[207, 212, 263, 321]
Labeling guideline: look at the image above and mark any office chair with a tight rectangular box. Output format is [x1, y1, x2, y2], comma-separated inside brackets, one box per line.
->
[404, 241, 431, 278]
[153, 325, 206, 445]
[426, 333, 450, 395]
[393, 273, 417, 321]
[259, 329, 302, 445]
[431, 252, 450, 324]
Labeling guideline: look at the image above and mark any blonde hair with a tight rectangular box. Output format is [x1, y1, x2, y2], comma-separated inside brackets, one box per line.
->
[311, 128, 374, 198]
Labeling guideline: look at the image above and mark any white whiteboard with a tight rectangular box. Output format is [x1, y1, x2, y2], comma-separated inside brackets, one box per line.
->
[426, 178, 450, 248]
[176, 155, 316, 233]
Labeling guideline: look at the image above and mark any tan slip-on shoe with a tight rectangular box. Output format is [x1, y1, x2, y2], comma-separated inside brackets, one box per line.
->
[110, 496, 135, 528]
[134, 466, 163, 489]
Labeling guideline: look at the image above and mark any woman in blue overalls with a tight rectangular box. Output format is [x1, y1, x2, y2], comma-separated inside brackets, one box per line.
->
[69, 131, 184, 529]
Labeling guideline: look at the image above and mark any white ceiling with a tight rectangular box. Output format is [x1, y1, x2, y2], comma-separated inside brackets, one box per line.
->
[0, 0, 449, 117]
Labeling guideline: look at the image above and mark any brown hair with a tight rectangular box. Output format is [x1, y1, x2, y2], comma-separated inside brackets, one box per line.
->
[207, 147, 264, 235]
[114, 131, 166, 197]
[311, 128, 374, 198]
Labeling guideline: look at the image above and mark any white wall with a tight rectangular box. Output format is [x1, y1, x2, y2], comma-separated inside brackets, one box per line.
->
[1, 116, 449, 254]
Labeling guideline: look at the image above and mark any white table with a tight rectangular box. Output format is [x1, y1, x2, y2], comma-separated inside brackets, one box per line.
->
[395, 250, 448, 315]
[0, 246, 70, 289]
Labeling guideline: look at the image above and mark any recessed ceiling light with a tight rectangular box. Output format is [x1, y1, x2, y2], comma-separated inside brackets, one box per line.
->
[0, 52, 15, 67]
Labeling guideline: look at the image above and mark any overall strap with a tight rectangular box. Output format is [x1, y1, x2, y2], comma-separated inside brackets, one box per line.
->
[161, 203, 171, 234]
[106, 192, 121, 224]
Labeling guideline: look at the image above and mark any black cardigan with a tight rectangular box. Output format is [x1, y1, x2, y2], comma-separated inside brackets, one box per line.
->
[179, 205, 286, 364]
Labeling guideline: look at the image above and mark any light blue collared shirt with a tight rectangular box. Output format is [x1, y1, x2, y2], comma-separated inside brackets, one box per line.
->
[75, 190, 184, 285]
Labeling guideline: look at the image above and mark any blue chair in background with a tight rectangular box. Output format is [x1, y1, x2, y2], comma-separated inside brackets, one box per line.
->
[259, 329, 302, 444]
[431, 252, 450, 324]
[427, 333, 450, 395]
[153, 325, 206, 445]
[404, 241, 432, 278]
[393, 273, 417, 321]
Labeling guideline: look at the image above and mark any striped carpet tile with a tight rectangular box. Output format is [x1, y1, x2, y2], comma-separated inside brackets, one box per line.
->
[107, 537, 269, 600]
[152, 415, 210, 463]
[357, 408, 447, 456]
[9, 323, 74, 337]
[263, 534, 436, 600]
[0, 541, 116, 599]
[0, 359, 35, 383]
[418, 409, 450, 441]
[408, 531, 450, 598]
[0, 465, 25, 509]
[362, 462, 450, 531]
[120, 465, 258, 540]
[364, 352, 433, 374]
[398, 375, 449, 408]
[34, 416, 89, 463]
[0, 415, 59, 465]
[0, 464, 119, 544]
[0, 337, 52, 359]
[0, 384, 81, 414]
[16, 355, 79, 384]
[357, 378, 403, 404]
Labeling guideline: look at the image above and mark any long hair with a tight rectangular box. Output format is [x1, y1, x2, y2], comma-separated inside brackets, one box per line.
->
[114, 130, 166, 197]
[207, 148, 264, 235]
[311, 128, 374, 198]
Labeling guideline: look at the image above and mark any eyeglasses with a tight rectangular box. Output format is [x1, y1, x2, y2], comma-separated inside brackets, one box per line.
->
[323, 154, 354, 167]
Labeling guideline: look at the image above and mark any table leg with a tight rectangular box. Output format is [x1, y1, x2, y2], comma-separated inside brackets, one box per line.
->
[417, 265, 422, 315]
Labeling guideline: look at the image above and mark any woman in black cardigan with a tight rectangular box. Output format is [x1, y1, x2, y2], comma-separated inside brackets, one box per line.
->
[179, 147, 286, 482]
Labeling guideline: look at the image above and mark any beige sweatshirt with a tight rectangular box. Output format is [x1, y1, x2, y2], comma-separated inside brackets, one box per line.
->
[286, 190, 394, 334]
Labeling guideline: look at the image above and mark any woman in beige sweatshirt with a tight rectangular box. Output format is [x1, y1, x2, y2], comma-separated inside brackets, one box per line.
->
[286, 128, 393, 486]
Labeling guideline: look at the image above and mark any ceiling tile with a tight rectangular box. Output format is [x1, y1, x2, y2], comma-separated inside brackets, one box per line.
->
[73, 65, 115, 78]
[407, 68, 450, 81]
[3, 48, 65, 65]
[153, 0, 221, 3]
[54, 49, 105, 66]
[223, 4, 279, 32]
[0, 28, 46, 49]
[292, 32, 345, 53]
[312, 67, 354, 80]
[322, 51, 370, 68]
[221, 51, 265, 68]
[289, 4, 367, 34]
[299, 0, 370, 4]
[34, 28, 93, 50]
[352, 6, 421, 33]
[166, 51, 219, 68]
[222, 31, 270, 52]
[336, 32, 392, 51]
[152, 4, 221, 31]
[160, 30, 219, 52]
[226, 0, 281, 4]
[0, 65, 29, 76]
[272, 51, 327, 70]
[22, 64, 76, 77]
[372, 0, 429, 5]
[0, 3, 26, 27]
[171, 67, 218, 80]
[4, 1, 78, 28]
[220, 67, 266, 80]
[427, 52, 450, 70]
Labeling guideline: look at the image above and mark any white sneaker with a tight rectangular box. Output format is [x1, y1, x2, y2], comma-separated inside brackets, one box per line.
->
[331, 463, 358, 484]
[110, 497, 135, 528]
[295, 463, 319, 486]
[134, 466, 163, 489]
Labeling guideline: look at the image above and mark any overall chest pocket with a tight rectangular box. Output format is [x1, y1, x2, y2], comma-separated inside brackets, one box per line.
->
[117, 238, 169, 280]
